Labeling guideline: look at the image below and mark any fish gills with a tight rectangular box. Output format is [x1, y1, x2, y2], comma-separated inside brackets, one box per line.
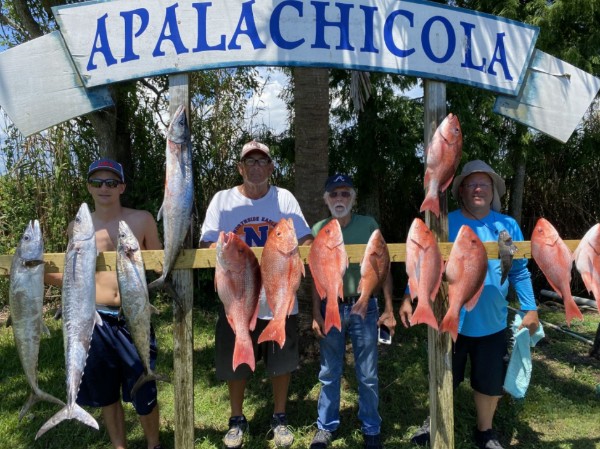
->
[9, 220, 65, 420]
[406, 218, 442, 330]
[420, 113, 463, 217]
[258, 218, 304, 348]
[531, 218, 583, 326]
[148, 104, 194, 291]
[441, 225, 487, 342]
[350, 229, 390, 319]
[36, 203, 102, 439]
[117, 221, 169, 396]
[308, 219, 347, 335]
[215, 231, 261, 371]
[574, 223, 600, 314]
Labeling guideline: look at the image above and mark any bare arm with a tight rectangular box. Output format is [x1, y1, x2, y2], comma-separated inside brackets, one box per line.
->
[378, 272, 396, 336]
[199, 240, 216, 249]
[298, 234, 313, 246]
[141, 211, 162, 250]
[311, 284, 325, 339]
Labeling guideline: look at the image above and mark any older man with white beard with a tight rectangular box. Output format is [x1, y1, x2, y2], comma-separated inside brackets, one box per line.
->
[310, 174, 396, 449]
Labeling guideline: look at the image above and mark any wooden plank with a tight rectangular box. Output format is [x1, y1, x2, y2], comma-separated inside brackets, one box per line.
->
[168, 73, 194, 449]
[424, 80, 454, 449]
[0, 240, 582, 276]
[494, 50, 600, 143]
[0, 31, 113, 136]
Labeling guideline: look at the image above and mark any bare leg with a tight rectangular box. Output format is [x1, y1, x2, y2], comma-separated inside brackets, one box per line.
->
[228, 378, 247, 416]
[139, 404, 161, 449]
[102, 401, 127, 449]
[474, 391, 501, 431]
[271, 373, 291, 414]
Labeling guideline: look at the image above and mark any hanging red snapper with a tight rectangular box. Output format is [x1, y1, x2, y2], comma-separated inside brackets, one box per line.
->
[405, 218, 443, 330]
[351, 229, 390, 319]
[308, 219, 347, 334]
[574, 223, 600, 314]
[258, 218, 305, 348]
[420, 113, 463, 217]
[440, 225, 487, 342]
[215, 231, 261, 371]
[531, 218, 583, 326]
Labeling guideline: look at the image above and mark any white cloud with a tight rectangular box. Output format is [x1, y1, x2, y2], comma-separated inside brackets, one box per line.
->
[245, 68, 290, 135]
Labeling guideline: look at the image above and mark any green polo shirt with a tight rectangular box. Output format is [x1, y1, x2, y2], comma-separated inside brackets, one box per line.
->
[312, 214, 379, 297]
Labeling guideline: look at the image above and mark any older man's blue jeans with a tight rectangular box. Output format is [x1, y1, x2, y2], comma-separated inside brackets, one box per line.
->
[316, 297, 381, 436]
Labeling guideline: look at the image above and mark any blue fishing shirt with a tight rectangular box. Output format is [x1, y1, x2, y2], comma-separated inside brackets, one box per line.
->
[448, 209, 537, 337]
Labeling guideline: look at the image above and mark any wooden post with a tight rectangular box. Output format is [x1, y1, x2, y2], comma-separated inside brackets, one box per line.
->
[424, 80, 454, 449]
[168, 73, 195, 449]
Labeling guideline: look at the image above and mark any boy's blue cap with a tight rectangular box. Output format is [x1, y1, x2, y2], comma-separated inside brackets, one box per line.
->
[325, 174, 353, 192]
[88, 158, 124, 182]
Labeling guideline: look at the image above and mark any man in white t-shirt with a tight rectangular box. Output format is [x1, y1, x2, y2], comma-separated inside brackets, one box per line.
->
[200, 140, 313, 449]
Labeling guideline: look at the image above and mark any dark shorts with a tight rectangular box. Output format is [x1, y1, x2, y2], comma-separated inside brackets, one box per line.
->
[76, 311, 159, 415]
[215, 306, 299, 381]
[452, 329, 508, 396]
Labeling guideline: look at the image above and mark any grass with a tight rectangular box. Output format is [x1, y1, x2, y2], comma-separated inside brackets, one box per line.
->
[0, 293, 599, 449]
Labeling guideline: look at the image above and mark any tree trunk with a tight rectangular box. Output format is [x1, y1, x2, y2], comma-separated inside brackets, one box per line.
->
[292, 67, 330, 349]
[509, 153, 526, 227]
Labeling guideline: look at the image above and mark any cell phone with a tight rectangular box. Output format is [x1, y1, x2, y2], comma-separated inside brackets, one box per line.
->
[378, 325, 392, 345]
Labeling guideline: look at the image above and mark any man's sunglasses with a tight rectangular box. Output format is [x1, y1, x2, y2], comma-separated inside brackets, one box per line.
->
[88, 178, 123, 188]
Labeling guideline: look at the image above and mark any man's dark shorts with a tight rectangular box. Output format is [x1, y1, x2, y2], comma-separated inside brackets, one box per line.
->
[215, 306, 299, 381]
[452, 329, 508, 396]
[76, 311, 158, 415]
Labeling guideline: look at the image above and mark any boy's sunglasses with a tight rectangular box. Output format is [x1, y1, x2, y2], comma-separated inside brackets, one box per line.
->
[88, 178, 123, 189]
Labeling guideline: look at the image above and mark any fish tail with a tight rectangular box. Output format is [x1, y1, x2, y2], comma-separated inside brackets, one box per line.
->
[257, 319, 286, 349]
[439, 313, 458, 342]
[563, 293, 584, 326]
[147, 276, 165, 292]
[420, 193, 440, 217]
[131, 372, 170, 398]
[323, 297, 342, 335]
[19, 389, 65, 421]
[410, 300, 439, 330]
[232, 336, 256, 372]
[36, 403, 99, 439]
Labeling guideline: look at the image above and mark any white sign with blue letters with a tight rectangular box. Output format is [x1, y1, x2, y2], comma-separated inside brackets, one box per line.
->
[53, 0, 538, 95]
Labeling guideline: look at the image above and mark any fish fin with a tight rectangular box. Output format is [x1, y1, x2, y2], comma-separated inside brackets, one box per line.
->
[131, 371, 170, 397]
[19, 390, 65, 421]
[410, 299, 439, 330]
[226, 315, 236, 333]
[323, 297, 342, 334]
[257, 319, 286, 349]
[313, 276, 327, 300]
[232, 334, 255, 372]
[147, 276, 165, 292]
[439, 175, 454, 193]
[439, 312, 459, 342]
[424, 168, 430, 188]
[407, 277, 418, 300]
[563, 293, 584, 326]
[157, 205, 163, 222]
[420, 193, 440, 218]
[36, 404, 99, 439]
[464, 285, 484, 312]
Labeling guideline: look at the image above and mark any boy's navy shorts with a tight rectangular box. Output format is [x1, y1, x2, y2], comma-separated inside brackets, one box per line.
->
[215, 305, 299, 381]
[452, 329, 508, 396]
[76, 310, 159, 415]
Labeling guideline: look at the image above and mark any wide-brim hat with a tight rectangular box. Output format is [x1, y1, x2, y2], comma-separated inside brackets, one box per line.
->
[451, 160, 506, 211]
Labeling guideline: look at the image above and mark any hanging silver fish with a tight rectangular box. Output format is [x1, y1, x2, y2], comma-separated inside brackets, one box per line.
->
[498, 230, 518, 285]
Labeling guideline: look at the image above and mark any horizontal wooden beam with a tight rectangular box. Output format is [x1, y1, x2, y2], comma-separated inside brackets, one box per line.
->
[0, 240, 581, 276]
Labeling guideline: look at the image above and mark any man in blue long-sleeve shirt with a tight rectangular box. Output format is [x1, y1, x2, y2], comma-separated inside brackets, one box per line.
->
[400, 160, 539, 449]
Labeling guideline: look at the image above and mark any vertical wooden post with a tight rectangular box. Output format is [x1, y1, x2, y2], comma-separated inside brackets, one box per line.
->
[168, 73, 195, 449]
[424, 80, 454, 449]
